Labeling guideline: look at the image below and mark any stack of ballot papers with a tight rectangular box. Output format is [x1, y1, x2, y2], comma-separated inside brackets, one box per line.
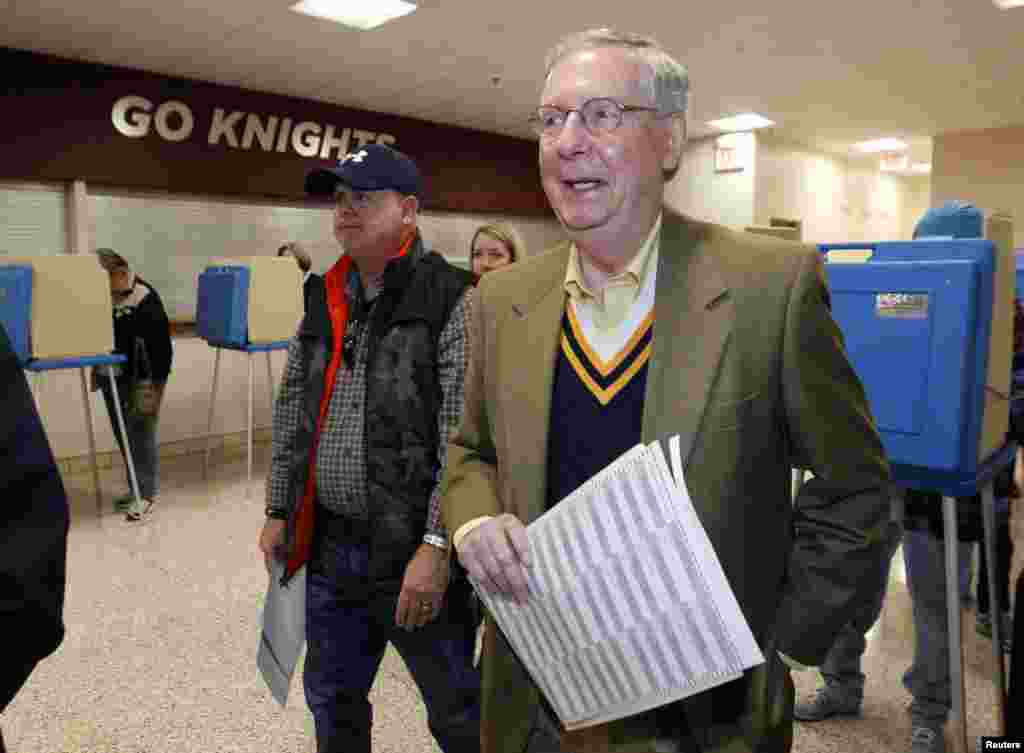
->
[472, 438, 764, 731]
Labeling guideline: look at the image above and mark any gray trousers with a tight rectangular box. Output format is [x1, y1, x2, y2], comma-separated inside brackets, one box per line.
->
[901, 528, 973, 724]
[820, 520, 903, 699]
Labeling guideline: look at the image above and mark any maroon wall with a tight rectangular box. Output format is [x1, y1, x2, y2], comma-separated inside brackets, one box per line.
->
[0, 47, 552, 216]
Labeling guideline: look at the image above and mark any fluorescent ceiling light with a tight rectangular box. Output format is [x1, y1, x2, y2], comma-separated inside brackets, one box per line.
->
[290, 0, 417, 30]
[993, 0, 1024, 8]
[853, 137, 908, 153]
[880, 159, 931, 175]
[707, 113, 775, 132]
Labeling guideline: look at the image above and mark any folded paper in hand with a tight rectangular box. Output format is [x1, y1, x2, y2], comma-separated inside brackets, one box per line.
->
[257, 560, 306, 707]
[471, 438, 764, 731]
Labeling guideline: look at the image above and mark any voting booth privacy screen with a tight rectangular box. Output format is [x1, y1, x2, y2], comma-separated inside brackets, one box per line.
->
[0, 265, 32, 362]
[0, 256, 113, 362]
[197, 257, 302, 347]
[822, 238, 1012, 476]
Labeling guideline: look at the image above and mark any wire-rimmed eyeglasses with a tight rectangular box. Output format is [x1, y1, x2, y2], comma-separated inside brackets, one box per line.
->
[528, 97, 661, 138]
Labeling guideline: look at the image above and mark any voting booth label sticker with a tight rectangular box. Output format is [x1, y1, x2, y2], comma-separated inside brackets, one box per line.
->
[876, 292, 929, 319]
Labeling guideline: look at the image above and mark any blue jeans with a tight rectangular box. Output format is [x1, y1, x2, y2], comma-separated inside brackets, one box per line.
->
[304, 529, 481, 753]
[902, 527, 973, 724]
[99, 379, 161, 500]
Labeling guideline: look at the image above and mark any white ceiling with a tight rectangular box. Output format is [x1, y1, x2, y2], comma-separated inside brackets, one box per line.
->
[4, 0, 1024, 165]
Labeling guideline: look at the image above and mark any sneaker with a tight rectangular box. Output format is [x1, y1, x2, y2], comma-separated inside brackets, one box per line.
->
[910, 723, 946, 753]
[124, 498, 155, 522]
[793, 685, 861, 722]
[112, 494, 134, 512]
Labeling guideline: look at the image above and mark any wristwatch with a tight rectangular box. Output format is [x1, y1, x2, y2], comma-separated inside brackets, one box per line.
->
[423, 533, 449, 551]
[265, 507, 289, 520]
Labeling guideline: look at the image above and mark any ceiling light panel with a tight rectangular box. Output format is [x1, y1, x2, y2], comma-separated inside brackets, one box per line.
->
[290, 0, 417, 30]
[707, 113, 775, 132]
[853, 137, 908, 153]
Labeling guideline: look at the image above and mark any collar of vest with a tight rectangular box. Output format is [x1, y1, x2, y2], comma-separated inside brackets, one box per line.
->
[380, 231, 424, 293]
[299, 232, 427, 341]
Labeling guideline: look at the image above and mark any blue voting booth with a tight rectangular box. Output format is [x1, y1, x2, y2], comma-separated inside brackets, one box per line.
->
[0, 263, 140, 518]
[197, 266, 253, 349]
[822, 239, 1006, 485]
[0, 265, 33, 363]
[196, 264, 293, 486]
[820, 237, 1014, 746]
[1016, 252, 1024, 298]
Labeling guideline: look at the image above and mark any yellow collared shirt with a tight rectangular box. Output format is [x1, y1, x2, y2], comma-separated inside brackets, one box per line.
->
[564, 214, 661, 332]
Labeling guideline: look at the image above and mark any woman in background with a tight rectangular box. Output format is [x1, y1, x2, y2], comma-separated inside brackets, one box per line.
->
[93, 248, 173, 522]
[469, 223, 524, 281]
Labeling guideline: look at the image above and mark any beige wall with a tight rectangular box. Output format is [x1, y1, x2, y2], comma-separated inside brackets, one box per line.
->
[900, 175, 932, 241]
[665, 134, 926, 244]
[932, 126, 1024, 249]
[666, 133, 757, 229]
[755, 137, 926, 244]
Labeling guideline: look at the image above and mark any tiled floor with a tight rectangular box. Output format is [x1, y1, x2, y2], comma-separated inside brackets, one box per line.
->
[2, 449, 1018, 752]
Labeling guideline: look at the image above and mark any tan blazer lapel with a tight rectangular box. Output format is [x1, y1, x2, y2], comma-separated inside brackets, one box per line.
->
[642, 212, 733, 468]
[501, 245, 571, 524]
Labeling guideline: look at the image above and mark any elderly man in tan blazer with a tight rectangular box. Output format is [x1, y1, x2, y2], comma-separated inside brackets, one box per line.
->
[440, 28, 892, 753]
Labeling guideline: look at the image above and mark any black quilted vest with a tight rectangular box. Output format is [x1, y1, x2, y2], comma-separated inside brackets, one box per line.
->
[292, 235, 472, 589]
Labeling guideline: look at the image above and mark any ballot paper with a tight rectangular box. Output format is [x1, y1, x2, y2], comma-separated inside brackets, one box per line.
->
[257, 560, 306, 707]
[473, 439, 764, 731]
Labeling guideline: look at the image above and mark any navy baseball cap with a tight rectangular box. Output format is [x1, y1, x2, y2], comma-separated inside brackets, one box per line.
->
[305, 144, 423, 199]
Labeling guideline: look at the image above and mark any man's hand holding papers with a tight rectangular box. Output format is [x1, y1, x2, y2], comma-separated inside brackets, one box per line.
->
[457, 513, 531, 604]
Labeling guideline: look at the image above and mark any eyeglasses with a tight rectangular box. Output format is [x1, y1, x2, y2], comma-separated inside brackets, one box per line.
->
[334, 188, 389, 212]
[528, 97, 661, 138]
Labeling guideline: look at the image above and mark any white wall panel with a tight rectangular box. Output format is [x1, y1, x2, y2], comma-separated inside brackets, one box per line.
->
[0, 181, 68, 256]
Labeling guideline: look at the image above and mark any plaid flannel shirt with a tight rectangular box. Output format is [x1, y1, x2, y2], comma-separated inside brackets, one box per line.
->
[266, 285, 473, 548]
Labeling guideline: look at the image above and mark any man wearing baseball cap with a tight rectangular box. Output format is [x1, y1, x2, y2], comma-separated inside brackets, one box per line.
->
[261, 144, 480, 753]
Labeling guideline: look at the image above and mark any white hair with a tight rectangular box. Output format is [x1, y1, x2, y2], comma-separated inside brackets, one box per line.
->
[543, 28, 689, 116]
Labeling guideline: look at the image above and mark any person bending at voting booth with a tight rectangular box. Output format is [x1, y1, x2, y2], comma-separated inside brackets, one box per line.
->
[470, 222, 525, 280]
[794, 201, 1022, 753]
[440, 28, 892, 753]
[0, 323, 70, 753]
[92, 248, 173, 522]
[259, 144, 481, 753]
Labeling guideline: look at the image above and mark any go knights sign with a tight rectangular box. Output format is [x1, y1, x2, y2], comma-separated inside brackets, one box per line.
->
[0, 48, 550, 214]
[110, 95, 398, 159]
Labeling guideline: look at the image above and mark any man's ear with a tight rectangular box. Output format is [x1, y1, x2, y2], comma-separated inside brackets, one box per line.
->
[661, 116, 686, 173]
[402, 195, 420, 225]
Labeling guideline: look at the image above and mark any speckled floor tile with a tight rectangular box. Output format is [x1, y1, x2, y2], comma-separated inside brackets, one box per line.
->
[3, 450, 439, 753]
[2, 450, 1018, 753]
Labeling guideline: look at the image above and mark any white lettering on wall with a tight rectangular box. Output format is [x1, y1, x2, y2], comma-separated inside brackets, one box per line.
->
[291, 122, 322, 158]
[351, 129, 377, 152]
[111, 94, 399, 158]
[111, 96, 155, 138]
[319, 125, 351, 160]
[208, 108, 244, 148]
[275, 118, 293, 153]
[241, 113, 279, 151]
[153, 101, 195, 142]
